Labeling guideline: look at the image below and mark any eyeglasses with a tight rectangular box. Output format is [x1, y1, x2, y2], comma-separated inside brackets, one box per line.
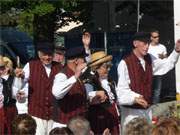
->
[151, 36, 159, 38]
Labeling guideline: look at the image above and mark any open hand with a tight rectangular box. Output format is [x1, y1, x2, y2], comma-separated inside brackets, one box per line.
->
[82, 32, 91, 48]
[134, 96, 148, 108]
[75, 63, 87, 79]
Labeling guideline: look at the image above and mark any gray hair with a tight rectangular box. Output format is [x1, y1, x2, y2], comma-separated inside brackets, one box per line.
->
[67, 116, 91, 135]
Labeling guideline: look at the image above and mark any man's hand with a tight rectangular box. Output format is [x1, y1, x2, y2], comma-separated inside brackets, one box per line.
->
[74, 63, 87, 79]
[134, 96, 148, 108]
[82, 32, 91, 49]
[175, 39, 180, 53]
[14, 68, 24, 78]
[103, 128, 110, 135]
[158, 53, 167, 59]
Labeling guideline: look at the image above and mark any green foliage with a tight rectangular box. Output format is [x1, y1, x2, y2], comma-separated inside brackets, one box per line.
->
[32, 3, 55, 16]
[17, 11, 34, 37]
[0, 0, 91, 37]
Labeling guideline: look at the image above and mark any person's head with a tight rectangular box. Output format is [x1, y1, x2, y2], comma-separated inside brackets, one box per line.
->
[132, 32, 150, 58]
[0, 55, 13, 76]
[82, 31, 91, 48]
[53, 46, 66, 63]
[150, 29, 160, 45]
[82, 31, 91, 40]
[124, 117, 152, 135]
[152, 117, 180, 135]
[49, 127, 73, 135]
[12, 114, 37, 135]
[37, 41, 54, 65]
[89, 51, 112, 78]
[67, 116, 92, 135]
[65, 47, 88, 66]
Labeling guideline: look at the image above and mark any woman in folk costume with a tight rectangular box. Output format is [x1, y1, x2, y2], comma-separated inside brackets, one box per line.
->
[0, 56, 17, 134]
[86, 51, 120, 135]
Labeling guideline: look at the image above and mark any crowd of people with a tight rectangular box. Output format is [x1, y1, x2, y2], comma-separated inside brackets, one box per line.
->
[0, 30, 180, 135]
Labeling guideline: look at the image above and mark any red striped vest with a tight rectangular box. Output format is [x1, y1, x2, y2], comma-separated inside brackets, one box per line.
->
[57, 66, 87, 124]
[124, 52, 153, 108]
[29, 59, 61, 120]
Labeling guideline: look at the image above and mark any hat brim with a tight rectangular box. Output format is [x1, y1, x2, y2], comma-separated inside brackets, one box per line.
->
[55, 50, 65, 55]
[38, 49, 54, 54]
[135, 38, 150, 43]
[89, 55, 112, 67]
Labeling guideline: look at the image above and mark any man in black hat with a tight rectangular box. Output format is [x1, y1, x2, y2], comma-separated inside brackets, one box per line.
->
[52, 46, 89, 127]
[52, 47, 108, 129]
[116, 32, 180, 132]
[13, 41, 62, 135]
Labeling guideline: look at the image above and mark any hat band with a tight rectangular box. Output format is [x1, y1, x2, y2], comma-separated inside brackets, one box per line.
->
[88, 55, 108, 66]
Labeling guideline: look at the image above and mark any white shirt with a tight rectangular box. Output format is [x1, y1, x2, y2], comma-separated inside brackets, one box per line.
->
[116, 50, 180, 106]
[52, 73, 77, 99]
[100, 78, 115, 103]
[52, 71, 97, 100]
[148, 43, 167, 59]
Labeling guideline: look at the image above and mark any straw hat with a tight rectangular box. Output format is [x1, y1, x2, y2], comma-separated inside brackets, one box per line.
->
[89, 51, 112, 67]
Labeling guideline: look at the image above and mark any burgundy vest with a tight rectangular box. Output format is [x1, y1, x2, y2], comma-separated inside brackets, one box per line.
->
[57, 66, 87, 124]
[124, 52, 153, 107]
[28, 59, 61, 120]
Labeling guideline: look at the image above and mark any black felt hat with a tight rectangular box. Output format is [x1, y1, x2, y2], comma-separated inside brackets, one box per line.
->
[65, 46, 88, 60]
[37, 42, 54, 54]
[133, 32, 150, 43]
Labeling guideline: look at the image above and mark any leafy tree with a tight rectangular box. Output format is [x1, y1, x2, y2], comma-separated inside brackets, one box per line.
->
[0, 0, 92, 41]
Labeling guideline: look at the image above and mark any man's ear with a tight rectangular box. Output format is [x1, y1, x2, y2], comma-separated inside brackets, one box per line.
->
[133, 40, 137, 48]
[89, 130, 94, 135]
[74, 58, 78, 64]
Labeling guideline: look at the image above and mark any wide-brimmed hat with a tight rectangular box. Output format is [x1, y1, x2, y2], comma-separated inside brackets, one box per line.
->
[37, 42, 54, 54]
[89, 51, 112, 67]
